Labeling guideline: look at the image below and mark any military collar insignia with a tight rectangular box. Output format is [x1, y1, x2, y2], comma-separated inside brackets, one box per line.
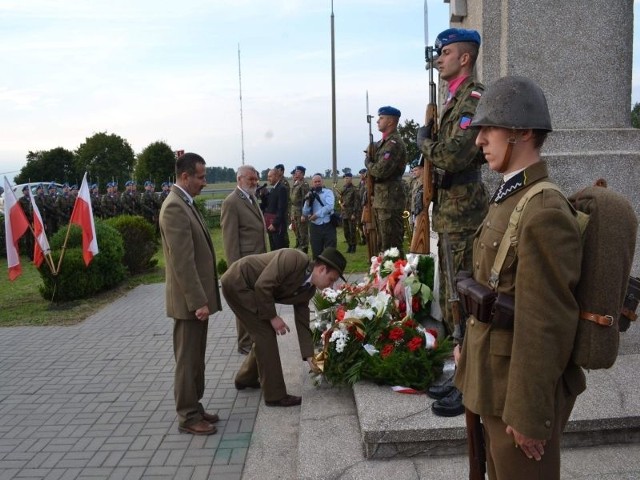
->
[491, 171, 528, 203]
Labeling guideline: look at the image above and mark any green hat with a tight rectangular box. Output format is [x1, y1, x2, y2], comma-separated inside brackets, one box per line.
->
[317, 247, 347, 282]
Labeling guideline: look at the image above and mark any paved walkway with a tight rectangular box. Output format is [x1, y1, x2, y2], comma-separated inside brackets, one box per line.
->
[0, 283, 266, 480]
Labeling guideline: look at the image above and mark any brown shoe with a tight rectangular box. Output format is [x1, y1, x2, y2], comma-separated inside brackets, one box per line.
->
[178, 420, 217, 435]
[265, 394, 302, 407]
[201, 412, 219, 423]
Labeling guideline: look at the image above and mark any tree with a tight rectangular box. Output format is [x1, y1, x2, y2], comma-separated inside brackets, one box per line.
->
[631, 102, 640, 128]
[14, 147, 78, 184]
[398, 119, 420, 166]
[135, 141, 175, 185]
[75, 132, 135, 187]
[260, 168, 269, 181]
[341, 167, 352, 176]
[324, 169, 332, 178]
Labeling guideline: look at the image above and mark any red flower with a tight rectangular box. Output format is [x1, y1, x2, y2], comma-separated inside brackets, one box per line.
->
[388, 327, 405, 341]
[403, 318, 417, 328]
[398, 300, 406, 314]
[407, 336, 423, 351]
[381, 344, 394, 359]
[336, 306, 345, 321]
[412, 296, 421, 312]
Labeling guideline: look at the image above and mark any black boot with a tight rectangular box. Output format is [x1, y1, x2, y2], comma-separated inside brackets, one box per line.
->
[350, 244, 356, 253]
[431, 387, 464, 417]
[427, 373, 455, 400]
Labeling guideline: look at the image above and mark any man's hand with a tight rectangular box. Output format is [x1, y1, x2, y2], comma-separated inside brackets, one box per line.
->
[270, 316, 291, 336]
[416, 120, 436, 145]
[453, 344, 461, 365]
[195, 305, 210, 322]
[506, 425, 546, 461]
[365, 142, 376, 160]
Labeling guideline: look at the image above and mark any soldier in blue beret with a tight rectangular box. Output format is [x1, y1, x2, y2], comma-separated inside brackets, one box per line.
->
[364, 104, 407, 255]
[434, 28, 481, 55]
[416, 27, 489, 418]
[377, 105, 401, 117]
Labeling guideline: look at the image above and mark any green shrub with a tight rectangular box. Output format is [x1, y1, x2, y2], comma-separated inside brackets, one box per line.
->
[104, 215, 159, 274]
[217, 258, 228, 275]
[0, 218, 5, 258]
[39, 221, 127, 302]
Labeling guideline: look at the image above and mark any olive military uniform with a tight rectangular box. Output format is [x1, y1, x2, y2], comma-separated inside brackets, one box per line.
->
[365, 130, 407, 255]
[419, 76, 489, 334]
[339, 179, 359, 252]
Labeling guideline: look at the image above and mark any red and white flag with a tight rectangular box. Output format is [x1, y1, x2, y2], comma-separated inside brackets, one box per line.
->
[3, 177, 30, 280]
[28, 184, 51, 268]
[69, 173, 99, 266]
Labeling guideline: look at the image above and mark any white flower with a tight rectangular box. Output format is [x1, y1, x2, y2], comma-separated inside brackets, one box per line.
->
[422, 328, 437, 349]
[329, 327, 349, 353]
[370, 291, 392, 316]
[363, 344, 379, 356]
[345, 306, 375, 320]
[384, 247, 400, 259]
[322, 288, 340, 303]
[383, 260, 394, 272]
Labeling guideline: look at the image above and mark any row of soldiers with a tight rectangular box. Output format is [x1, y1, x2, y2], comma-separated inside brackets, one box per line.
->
[17, 180, 171, 238]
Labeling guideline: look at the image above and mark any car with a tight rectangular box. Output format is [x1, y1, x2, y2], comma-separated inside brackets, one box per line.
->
[0, 182, 64, 215]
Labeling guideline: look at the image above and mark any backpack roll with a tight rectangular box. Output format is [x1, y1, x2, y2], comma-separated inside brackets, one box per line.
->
[568, 185, 638, 369]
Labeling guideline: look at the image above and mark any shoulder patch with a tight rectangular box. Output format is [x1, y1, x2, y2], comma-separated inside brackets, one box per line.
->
[383, 152, 391, 160]
[459, 116, 472, 130]
[470, 90, 482, 99]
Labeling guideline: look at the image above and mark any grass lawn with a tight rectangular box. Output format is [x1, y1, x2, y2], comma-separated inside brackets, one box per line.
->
[0, 222, 390, 327]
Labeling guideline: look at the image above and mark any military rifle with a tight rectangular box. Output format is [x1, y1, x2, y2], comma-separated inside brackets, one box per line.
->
[410, 0, 436, 255]
[442, 232, 486, 480]
[363, 90, 378, 259]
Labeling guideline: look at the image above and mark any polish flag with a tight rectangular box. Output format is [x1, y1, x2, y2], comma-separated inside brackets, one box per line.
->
[69, 173, 99, 265]
[28, 184, 51, 268]
[3, 177, 30, 280]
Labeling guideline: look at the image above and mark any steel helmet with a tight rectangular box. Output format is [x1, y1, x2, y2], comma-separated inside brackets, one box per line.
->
[471, 76, 552, 132]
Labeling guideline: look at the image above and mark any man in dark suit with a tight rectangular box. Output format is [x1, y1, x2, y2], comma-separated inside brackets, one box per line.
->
[221, 247, 346, 407]
[159, 152, 222, 436]
[221, 165, 268, 355]
[264, 168, 289, 250]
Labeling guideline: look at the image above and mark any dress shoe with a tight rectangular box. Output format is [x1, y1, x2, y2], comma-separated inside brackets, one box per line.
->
[201, 411, 219, 423]
[237, 346, 251, 355]
[178, 420, 217, 435]
[431, 387, 464, 417]
[235, 380, 261, 390]
[427, 375, 455, 400]
[265, 394, 302, 407]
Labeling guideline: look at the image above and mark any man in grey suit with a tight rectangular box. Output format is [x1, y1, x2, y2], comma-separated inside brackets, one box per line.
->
[220, 165, 268, 355]
[221, 247, 346, 407]
[159, 152, 222, 436]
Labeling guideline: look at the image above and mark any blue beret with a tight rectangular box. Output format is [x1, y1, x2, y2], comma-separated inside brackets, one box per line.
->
[22, 185, 29, 192]
[274, 164, 285, 171]
[90, 184, 97, 189]
[435, 28, 481, 55]
[36, 183, 43, 189]
[125, 180, 134, 186]
[343, 172, 353, 178]
[359, 168, 367, 174]
[161, 181, 170, 187]
[144, 180, 153, 187]
[70, 184, 78, 190]
[62, 183, 69, 188]
[410, 157, 425, 168]
[48, 183, 57, 189]
[378, 106, 401, 117]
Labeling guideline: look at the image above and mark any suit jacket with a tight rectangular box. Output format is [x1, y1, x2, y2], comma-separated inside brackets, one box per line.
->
[159, 185, 221, 319]
[220, 188, 267, 264]
[455, 161, 585, 440]
[264, 181, 288, 229]
[220, 249, 316, 357]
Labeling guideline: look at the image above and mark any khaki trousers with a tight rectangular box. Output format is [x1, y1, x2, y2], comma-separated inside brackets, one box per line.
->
[173, 318, 208, 427]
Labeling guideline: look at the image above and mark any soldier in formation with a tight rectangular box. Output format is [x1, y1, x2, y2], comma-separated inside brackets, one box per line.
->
[339, 172, 359, 253]
[289, 165, 310, 254]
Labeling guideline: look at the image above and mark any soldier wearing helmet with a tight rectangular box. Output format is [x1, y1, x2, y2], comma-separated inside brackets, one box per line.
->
[417, 27, 489, 418]
[454, 76, 585, 479]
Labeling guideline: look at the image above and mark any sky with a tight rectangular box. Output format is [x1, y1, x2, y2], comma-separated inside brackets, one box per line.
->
[2, 0, 640, 183]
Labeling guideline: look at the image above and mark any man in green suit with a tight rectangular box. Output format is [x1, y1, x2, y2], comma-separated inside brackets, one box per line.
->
[221, 247, 346, 407]
[159, 152, 222, 436]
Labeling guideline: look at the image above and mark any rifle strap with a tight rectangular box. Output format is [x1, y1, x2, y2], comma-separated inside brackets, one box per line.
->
[488, 181, 587, 290]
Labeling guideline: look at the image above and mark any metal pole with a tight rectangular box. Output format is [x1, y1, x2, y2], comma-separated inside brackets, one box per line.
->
[238, 43, 246, 165]
[330, 0, 337, 185]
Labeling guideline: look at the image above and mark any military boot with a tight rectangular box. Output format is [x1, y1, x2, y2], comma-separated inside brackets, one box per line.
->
[431, 387, 464, 417]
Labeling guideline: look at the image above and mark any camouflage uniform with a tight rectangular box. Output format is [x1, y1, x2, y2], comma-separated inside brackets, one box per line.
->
[120, 190, 139, 216]
[290, 178, 310, 252]
[101, 187, 120, 218]
[419, 76, 489, 334]
[141, 184, 159, 229]
[44, 187, 59, 234]
[357, 175, 367, 244]
[340, 181, 359, 252]
[90, 186, 103, 219]
[365, 130, 407, 255]
[55, 192, 74, 226]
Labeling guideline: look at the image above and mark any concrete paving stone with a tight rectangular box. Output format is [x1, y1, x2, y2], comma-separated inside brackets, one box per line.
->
[24, 451, 53, 469]
[39, 452, 65, 469]
[120, 466, 146, 480]
[149, 449, 170, 467]
[190, 465, 211, 480]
